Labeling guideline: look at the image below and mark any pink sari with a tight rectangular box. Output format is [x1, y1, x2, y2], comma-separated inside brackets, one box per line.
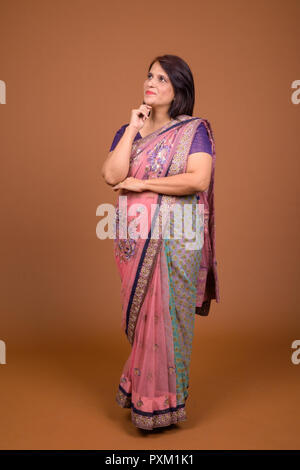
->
[114, 114, 220, 430]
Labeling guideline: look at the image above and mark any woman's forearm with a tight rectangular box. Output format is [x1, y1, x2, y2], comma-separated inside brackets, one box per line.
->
[102, 125, 138, 185]
[142, 173, 202, 196]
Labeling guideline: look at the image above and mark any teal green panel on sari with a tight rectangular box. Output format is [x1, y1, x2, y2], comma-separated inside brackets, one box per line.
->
[162, 194, 203, 406]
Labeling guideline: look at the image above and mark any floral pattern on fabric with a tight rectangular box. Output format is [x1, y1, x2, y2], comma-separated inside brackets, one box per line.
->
[142, 139, 171, 179]
[114, 206, 142, 264]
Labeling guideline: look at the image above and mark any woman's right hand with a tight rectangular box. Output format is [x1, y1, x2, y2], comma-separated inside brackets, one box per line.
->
[128, 104, 152, 132]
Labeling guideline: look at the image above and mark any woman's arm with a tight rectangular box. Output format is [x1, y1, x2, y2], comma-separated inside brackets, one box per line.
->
[101, 125, 138, 186]
[112, 152, 212, 196]
[142, 172, 200, 195]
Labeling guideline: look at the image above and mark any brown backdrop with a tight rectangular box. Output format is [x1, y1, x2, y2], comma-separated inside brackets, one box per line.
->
[0, 0, 299, 450]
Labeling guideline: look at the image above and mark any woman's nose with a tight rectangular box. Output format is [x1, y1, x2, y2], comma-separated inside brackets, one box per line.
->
[148, 77, 156, 86]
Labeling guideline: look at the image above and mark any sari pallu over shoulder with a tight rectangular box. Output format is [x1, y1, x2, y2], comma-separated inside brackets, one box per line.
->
[161, 116, 220, 317]
[186, 118, 220, 316]
[114, 115, 220, 345]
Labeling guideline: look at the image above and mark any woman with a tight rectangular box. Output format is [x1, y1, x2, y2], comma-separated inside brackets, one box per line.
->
[102, 54, 220, 431]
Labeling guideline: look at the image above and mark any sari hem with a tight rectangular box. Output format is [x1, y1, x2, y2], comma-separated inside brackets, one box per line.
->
[116, 386, 188, 430]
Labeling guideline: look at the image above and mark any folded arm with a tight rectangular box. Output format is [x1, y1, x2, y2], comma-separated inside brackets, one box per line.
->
[141, 152, 212, 195]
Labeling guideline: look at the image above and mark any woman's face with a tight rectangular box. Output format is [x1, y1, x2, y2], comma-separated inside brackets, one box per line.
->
[143, 61, 175, 110]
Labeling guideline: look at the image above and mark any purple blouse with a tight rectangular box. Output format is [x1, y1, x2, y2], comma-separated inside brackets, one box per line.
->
[109, 122, 212, 155]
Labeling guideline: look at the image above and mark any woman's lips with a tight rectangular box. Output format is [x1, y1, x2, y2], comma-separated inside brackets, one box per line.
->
[146, 90, 156, 95]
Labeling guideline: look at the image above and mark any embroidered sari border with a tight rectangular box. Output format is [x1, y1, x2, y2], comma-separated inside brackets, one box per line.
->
[157, 116, 200, 136]
[125, 193, 163, 341]
[117, 384, 186, 416]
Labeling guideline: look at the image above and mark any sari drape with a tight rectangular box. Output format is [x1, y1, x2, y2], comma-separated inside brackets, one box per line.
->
[113, 114, 220, 430]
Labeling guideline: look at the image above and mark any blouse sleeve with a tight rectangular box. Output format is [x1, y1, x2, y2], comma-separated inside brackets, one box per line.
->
[189, 122, 212, 156]
[109, 125, 127, 152]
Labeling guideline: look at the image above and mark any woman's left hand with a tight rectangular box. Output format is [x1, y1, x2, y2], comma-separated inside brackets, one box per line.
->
[112, 177, 146, 193]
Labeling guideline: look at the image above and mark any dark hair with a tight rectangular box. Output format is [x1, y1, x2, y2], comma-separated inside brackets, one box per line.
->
[146, 54, 195, 119]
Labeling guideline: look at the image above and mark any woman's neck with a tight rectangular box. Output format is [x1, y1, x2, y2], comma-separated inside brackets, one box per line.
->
[148, 106, 172, 127]
[139, 116, 172, 138]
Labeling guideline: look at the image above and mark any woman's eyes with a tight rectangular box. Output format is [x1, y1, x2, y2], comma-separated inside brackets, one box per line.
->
[147, 74, 166, 82]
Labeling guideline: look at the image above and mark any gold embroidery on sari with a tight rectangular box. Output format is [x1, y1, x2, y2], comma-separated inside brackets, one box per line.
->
[115, 386, 188, 430]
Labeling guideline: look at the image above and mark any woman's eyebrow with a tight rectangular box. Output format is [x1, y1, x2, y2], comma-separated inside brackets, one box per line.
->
[148, 72, 167, 78]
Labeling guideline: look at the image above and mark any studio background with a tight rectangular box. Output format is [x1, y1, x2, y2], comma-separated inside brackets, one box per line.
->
[0, 0, 299, 450]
